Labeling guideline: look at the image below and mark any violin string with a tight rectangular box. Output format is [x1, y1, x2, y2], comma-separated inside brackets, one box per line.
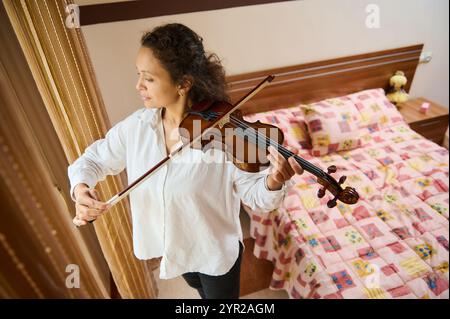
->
[199, 113, 340, 192]
[227, 117, 322, 175]
[226, 116, 321, 172]
[226, 115, 326, 177]
[227, 116, 291, 154]
[188, 110, 326, 177]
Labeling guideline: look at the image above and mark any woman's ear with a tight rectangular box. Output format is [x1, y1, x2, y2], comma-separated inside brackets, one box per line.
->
[179, 75, 194, 93]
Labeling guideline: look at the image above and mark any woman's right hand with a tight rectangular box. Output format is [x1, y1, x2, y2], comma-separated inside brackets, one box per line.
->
[73, 183, 110, 227]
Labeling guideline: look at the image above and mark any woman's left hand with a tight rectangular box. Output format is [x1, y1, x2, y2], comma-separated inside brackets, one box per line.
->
[266, 145, 304, 191]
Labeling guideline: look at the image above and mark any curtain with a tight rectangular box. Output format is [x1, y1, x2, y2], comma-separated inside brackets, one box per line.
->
[1, 0, 158, 298]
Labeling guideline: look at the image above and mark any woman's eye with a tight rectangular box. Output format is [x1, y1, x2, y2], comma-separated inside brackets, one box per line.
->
[137, 73, 153, 82]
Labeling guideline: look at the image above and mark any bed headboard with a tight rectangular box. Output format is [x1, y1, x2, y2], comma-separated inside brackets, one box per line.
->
[226, 44, 423, 115]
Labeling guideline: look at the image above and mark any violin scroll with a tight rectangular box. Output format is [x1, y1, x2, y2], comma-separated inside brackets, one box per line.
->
[338, 187, 360, 205]
[317, 165, 359, 208]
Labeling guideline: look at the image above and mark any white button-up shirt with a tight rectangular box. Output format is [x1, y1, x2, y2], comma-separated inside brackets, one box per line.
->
[68, 107, 287, 279]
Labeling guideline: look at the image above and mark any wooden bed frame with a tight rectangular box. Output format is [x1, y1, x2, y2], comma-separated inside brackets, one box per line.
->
[230, 44, 424, 297]
[227, 44, 423, 115]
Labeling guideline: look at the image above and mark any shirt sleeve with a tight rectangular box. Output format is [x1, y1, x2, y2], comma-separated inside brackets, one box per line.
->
[67, 120, 127, 201]
[232, 166, 289, 214]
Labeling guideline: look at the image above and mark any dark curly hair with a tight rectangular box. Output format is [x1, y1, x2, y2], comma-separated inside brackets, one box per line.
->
[140, 23, 230, 105]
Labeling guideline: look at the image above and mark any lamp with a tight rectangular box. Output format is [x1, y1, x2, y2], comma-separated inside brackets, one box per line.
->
[386, 71, 409, 109]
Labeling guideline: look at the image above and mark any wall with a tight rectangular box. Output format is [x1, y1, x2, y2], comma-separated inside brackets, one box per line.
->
[75, 0, 449, 125]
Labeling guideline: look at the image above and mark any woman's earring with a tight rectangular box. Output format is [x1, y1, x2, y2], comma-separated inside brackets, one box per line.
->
[179, 91, 184, 97]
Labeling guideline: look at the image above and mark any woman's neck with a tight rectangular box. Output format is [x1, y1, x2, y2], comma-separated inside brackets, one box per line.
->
[163, 105, 185, 127]
[163, 99, 191, 126]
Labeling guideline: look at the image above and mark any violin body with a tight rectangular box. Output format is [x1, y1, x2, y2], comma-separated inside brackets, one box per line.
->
[179, 101, 284, 173]
[223, 111, 284, 173]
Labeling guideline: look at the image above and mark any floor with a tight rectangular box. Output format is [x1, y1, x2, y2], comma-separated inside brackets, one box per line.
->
[153, 210, 289, 299]
[153, 268, 289, 298]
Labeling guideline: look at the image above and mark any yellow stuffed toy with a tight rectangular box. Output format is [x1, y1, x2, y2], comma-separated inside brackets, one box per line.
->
[386, 71, 409, 108]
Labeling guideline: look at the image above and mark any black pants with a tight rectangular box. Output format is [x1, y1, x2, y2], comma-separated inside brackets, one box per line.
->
[182, 242, 243, 299]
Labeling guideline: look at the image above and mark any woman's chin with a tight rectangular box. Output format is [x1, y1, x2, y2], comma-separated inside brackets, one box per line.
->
[144, 101, 162, 109]
[145, 105, 161, 110]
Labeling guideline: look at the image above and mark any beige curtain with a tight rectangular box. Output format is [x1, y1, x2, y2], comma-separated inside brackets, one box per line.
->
[1, 0, 158, 298]
[0, 1, 110, 298]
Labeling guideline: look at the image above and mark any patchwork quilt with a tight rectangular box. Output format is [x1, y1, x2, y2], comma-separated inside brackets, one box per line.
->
[244, 115, 449, 299]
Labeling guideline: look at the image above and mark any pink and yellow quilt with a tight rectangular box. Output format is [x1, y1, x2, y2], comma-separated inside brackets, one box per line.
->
[243, 100, 449, 299]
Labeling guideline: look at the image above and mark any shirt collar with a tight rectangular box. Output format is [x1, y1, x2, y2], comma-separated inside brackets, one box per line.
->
[137, 107, 163, 129]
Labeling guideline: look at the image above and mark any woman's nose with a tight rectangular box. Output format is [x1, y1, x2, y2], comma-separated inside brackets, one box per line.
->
[135, 77, 145, 91]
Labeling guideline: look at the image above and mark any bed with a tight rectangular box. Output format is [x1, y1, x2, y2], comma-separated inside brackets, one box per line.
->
[228, 44, 449, 299]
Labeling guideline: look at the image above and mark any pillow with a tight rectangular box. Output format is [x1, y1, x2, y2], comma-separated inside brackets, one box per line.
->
[243, 107, 312, 150]
[300, 96, 363, 156]
[347, 88, 405, 131]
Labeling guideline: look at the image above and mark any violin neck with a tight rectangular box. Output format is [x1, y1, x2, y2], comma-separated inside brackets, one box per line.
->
[272, 144, 326, 179]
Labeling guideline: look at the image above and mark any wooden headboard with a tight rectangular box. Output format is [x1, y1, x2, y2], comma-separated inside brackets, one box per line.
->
[226, 44, 423, 115]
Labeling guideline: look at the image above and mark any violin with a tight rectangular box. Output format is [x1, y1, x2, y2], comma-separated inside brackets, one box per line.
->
[102, 75, 359, 211]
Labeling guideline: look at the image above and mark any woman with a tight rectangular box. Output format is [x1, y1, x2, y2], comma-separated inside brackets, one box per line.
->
[68, 23, 303, 299]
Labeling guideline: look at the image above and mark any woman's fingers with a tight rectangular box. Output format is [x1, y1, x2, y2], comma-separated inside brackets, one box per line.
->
[268, 166, 285, 184]
[73, 216, 87, 227]
[268, 148, 292, 180]
[76, 202, 106, 215]
[75, 202, 107, 222]
[288, 157, 304, 175]
[267, 146, 305, 185]
[73, 188, 109, 227]
[268, 146, 295, 179]
[285, 145, 299, 155]
[76, 195, 110, 211]
[76, 204, 104, 220]
[283, 146, 304, 175]
[89, 189, 100, 201]
[77, 212, 97, 222]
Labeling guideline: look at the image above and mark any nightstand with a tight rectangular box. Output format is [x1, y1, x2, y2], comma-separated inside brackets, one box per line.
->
[398, 97, 449, 144]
